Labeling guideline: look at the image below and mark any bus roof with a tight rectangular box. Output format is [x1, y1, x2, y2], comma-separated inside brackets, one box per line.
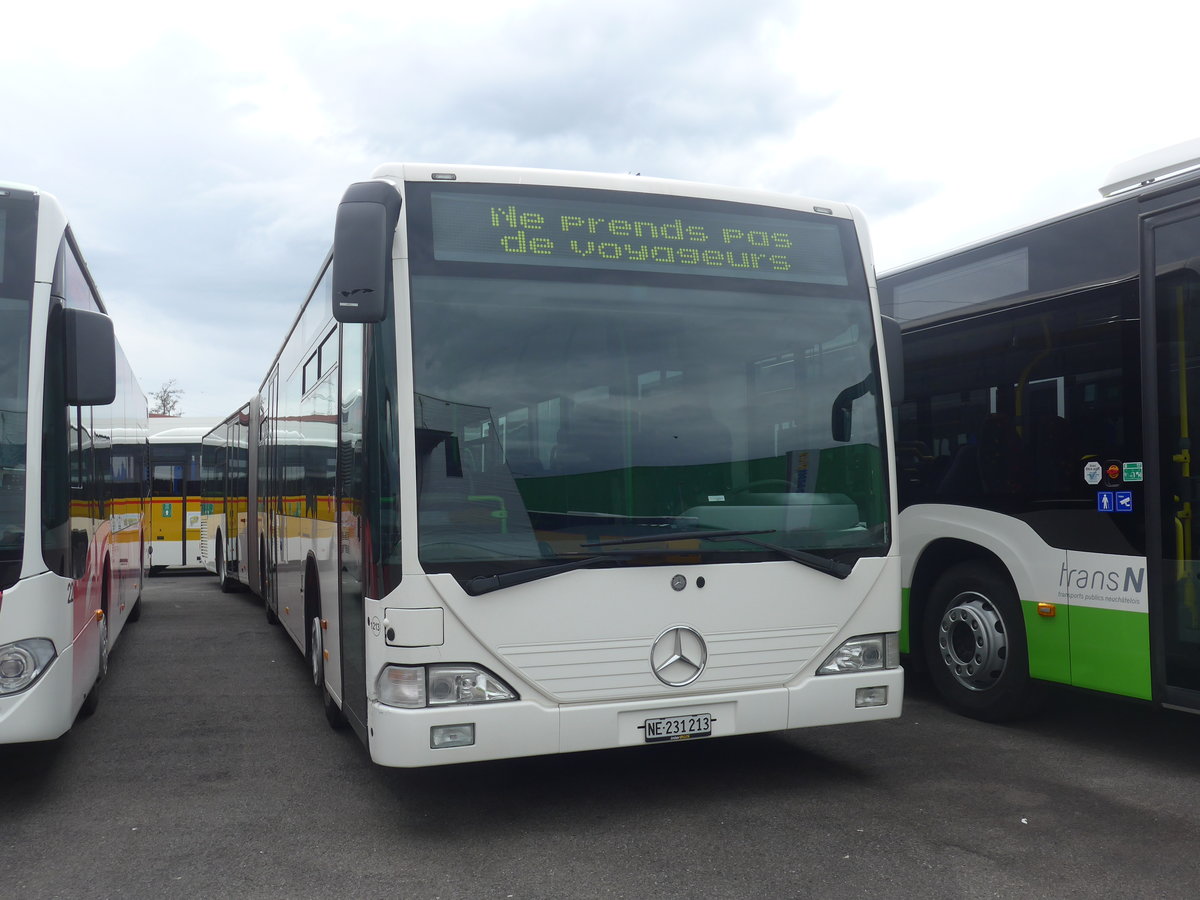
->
[369, 162, 861, 221]
[882, 160, 1200, 283]
[1100, 137, 1200, 198]
[149, 417, 223, 441]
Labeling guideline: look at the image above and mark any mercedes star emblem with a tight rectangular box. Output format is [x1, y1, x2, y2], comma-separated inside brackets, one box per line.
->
[650, 625, 708, 687]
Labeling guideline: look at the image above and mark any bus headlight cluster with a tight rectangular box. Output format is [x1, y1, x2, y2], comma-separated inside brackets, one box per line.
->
[0, 639, 56, 695]
[817, 633, 900, 675]
[376, 664, 517, 709]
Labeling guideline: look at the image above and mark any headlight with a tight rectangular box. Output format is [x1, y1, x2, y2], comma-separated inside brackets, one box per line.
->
[376, 664, 517, 709]
[818, 633, 899, 675]
[0, 639, 57, 694]
[427, 666, 516, 706]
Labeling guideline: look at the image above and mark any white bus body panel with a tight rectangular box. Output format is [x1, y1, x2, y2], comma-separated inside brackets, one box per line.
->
[900, 504, 1148, 613]
[899, 504, 1061, 603]
[363, 556, 901, 767]
[0, 572, 89, 742]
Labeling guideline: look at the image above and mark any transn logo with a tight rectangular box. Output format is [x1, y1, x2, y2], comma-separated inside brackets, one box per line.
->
[1058, 563, 1145, 594]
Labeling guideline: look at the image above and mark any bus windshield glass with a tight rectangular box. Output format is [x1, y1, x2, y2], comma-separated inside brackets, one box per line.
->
[0, 199, 36, 590]
[406, 183, 888, 577]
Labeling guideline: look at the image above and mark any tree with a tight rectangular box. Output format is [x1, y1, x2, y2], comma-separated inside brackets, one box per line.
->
[150, 379, 184, 416]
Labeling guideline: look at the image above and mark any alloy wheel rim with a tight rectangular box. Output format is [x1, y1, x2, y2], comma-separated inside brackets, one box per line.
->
[937, 590, 1007, 691]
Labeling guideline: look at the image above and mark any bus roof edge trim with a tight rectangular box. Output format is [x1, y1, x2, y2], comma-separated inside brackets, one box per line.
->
[1099, 137, 1200, 198]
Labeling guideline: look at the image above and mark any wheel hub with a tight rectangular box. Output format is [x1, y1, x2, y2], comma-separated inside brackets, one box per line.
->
[936, 591, 1007, 691]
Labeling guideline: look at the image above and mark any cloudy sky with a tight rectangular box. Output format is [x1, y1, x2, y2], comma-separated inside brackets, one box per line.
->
[6, 0, 1199, 417]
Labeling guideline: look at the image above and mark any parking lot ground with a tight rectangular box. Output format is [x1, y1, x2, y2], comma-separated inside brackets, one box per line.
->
[3, 573, 1200, 899]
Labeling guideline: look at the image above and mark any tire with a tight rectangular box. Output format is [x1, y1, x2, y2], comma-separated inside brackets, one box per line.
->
[217, 540, 234, 594]
[262, 542, 278, 625]
[80, 613, 109, 717]
[308, 573, 348, 730]
[310, 612, 324, 689]
[323, 684, 349, 730]
[922, 561, 1043, 722]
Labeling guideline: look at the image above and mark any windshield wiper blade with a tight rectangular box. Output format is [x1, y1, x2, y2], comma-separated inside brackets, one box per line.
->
[464, 555, 630, 596]
[583, 529, 852, 579]
[582, 529, 776, 547]
[703, 535, 853, 579]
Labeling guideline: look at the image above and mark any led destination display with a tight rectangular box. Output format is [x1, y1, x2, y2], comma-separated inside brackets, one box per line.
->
[430, 190, 850, 285]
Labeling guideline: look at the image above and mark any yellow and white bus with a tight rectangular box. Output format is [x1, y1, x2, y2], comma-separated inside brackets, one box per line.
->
[147, 417, 218, 573]
[206, 164, 903, 766]
[0, 181, 148, 742]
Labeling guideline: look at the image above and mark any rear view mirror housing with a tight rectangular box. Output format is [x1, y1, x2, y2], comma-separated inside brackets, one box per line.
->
[64, 307, 116, 406]
[332, 181, 403, 324]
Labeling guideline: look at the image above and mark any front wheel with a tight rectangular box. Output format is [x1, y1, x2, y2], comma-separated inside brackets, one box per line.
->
[922, 561, 1042, 721]
[310, 614, 324, 689]
[80, 614, 109, 717]
[311, 611, 348, 729]
[217, 540, 234, 594]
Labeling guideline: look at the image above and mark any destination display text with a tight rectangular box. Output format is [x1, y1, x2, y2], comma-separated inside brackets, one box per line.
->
[429, 190, 850, 285]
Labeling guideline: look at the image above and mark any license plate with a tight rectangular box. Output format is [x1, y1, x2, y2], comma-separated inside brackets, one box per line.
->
[643, 713, 713, 743]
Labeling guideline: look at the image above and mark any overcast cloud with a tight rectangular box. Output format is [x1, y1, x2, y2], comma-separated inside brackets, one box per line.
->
[5, 0, 1200, 416]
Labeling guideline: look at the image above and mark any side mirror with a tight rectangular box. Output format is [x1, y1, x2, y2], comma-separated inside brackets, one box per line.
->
[64, 307, 116, 406]
[332, 181, 403, 324]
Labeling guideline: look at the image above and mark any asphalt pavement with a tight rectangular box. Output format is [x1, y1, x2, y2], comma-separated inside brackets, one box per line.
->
[3, 572, 1200, 899]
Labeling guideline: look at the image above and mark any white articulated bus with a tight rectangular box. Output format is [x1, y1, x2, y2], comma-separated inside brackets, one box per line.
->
[199, 400, 266, 596]
[0, 182, 148, 743]
[210, 164, 903, 766]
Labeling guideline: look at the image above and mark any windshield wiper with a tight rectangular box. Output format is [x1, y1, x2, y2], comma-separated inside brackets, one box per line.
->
[584, 529, 853, 580]
[583, 529, 776, 547]
[703, 535, 853, 579]
[464, 554, 630, 596]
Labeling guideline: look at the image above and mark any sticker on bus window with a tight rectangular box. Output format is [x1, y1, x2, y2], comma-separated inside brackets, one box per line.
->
[1123, 462, 1144, 482]
[1097, 492, 1114, 513]
[1083, 461, 1102, 485]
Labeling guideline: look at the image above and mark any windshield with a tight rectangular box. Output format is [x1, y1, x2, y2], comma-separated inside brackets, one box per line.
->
[407, 183, 888, 578]
[0, 196, 36, 590]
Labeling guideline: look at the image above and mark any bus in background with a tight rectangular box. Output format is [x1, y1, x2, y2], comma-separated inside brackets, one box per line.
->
[199, 402, 259, 594]
[0, 181, 148, 743]
[148, 416, 218, 573]
[212, 164, 903, 766]
[879, 139, 1200, 721]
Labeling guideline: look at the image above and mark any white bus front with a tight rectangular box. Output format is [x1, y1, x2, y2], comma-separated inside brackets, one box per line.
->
[327, 166, 902, 766]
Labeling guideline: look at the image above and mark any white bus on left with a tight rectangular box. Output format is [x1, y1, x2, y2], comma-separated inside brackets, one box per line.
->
[0, 181, 148, 743]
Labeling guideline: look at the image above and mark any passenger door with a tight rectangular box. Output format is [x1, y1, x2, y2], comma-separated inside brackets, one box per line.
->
[1148, 206, 1200, 709]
